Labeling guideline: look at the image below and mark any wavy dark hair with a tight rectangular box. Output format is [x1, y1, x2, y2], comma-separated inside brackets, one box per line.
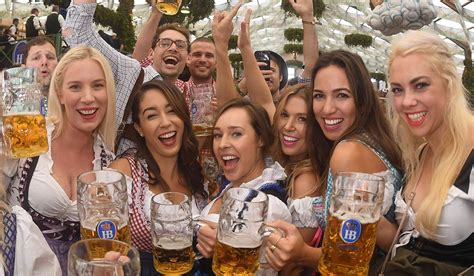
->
[213, 98, 274, 157]
[306, 50, 403, 182]
[130, 80, 206, 197]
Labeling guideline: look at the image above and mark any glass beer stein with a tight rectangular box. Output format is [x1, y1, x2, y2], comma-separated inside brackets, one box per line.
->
[156, 0, 183, 15]
[213, 187, 275, 275]
[190, 83, 215, 137]
[77, 170, 131, 244]
[68, 238, 140, 275]
[151, 192, 194, 275]
[2, 67, 48, 158]
[319, 172, 385, 276]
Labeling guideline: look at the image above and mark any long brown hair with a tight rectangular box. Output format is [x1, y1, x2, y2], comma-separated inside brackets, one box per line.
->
[306, 50, 403, 182]
[130, 80, 206, 197]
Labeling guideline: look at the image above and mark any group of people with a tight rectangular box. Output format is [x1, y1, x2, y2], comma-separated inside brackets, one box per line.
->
[0, 0, 472, 275]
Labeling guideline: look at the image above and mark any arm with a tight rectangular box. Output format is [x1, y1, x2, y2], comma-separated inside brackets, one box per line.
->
[238, 9, 275, 121]
[64, 0, 142, 128]
[289, 0, 318, 79]
[132, 5, 162, 62]
[212, 2, 242, 107]
[109, 158, 132, 178]
[33, 17, 43, 31]
[58, 14, 65, 29]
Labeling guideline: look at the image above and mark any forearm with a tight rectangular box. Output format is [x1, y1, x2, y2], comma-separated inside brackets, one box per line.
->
[133, 10, 162, 61]
[240, 45, 275, 120]
[215, 44, 238, 107]
[301, 18, 318, 78]
[296, 244, 321, 268]
[376, 217, 398, 253]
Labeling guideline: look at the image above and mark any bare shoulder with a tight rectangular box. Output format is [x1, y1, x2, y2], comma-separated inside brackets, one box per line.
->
[330, 140, 386, 174]
[292, 171, 320, 198]
[109, 158, 132, 177]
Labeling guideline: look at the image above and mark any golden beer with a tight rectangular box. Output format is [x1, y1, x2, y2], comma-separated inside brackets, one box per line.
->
[2, 113, 48, 158]
[81, 238, 131, 260]
[319, 213, 378, 276]
[153, 236, 194, 275]
[156, 0, 182, 15]
[212, 237, 261, 275]
[80, 220, 131, 244]
[192, 123, 212, 137]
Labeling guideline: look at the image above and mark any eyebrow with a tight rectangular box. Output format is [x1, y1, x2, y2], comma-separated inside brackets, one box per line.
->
[390, 76, 429, 87]
[142, 103, 172, 114]
[313, 88, 351, 93]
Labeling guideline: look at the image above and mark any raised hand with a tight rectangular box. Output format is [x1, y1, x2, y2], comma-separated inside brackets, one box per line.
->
[237, 9, 252, 51]
[288, 0, 314, 20]
[212, 0, 243, 47]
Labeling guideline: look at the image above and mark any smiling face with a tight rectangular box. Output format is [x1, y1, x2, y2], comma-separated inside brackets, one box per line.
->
[277, 95, 308, 161]
[25, 43, 58, 87]
[389, 53, 447, 140]
[312, 65, 356, 141]
[134, 89, 184, 160]
[213, 107, 265, 186]
[152, 30, 188, 81]
[59, 58, 107, 134]
[186, 41, 216, 83]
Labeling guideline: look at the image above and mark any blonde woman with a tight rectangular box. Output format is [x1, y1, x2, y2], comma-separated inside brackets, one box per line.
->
[384, 30, 473, 274]
[4, 46, 116, 274]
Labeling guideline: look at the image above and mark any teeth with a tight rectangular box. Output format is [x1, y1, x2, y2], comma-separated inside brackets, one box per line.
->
[159, 131, 176, 139]
[325, 118, 343, 126]
[283, 135, 298, 142]
[78, 109, 96, 115]
[222, 155, 238, 161]
[407, 112, 426, 121]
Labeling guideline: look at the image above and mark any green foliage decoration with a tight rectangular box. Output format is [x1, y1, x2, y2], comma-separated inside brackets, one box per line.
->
[344, 33, 373, 48]
[281, 0, 325, 19]
[229, 53, 242, 64]
[228, 35, 238, 50]
[149, 0, 215, 26]
[370, 72, 386, 82]
[286, 59, 303, 68]
[284, 44, 303, 55]
[284, 28, 303, 42]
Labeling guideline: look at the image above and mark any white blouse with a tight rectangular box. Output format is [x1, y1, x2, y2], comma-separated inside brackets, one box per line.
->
[0, 206, 62, 276]
[5, 123, 114, 221]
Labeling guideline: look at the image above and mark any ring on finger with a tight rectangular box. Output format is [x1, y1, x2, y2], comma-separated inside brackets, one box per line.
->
[274, 235, 283, 248]
[270, 244, 277, 252]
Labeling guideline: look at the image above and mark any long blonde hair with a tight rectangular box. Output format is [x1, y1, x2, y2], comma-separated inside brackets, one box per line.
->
[48, 46, 117, 151]
[387, 30, 473, 238]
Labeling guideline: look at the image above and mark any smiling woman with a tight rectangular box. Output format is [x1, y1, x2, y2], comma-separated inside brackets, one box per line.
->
[3, 46, 116, 275]
[108, 79, 209, 275]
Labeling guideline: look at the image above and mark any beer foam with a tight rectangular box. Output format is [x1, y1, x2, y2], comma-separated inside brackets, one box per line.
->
[331, 209, 379, 224]
[219, 235, 262, 249]
[3, 111, 42, 116]
[155, 236, 192, 250]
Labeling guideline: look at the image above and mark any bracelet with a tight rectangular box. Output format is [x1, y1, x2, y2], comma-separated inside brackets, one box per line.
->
[302, 18, 316, 25]
[236, 85, 248, 97]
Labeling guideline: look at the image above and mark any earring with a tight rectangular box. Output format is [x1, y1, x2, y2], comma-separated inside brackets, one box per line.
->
[139, 133, 144, 137]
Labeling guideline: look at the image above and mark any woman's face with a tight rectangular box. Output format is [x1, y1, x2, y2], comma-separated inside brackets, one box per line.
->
[312, 65, 356, 141]
[59, 58, 107, 134]
[135, 89, 184, 160]
[389, 53, 447, 140]
[213, 107, 265, 185]
[277, 95, 308, 161]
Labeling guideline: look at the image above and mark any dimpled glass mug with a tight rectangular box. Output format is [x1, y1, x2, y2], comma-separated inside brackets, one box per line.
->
[319, 172, 385, 276]
[2, 67, 48, 158]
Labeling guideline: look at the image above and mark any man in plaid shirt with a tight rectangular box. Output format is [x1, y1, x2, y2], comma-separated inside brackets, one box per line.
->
[64, 0, 191, 153]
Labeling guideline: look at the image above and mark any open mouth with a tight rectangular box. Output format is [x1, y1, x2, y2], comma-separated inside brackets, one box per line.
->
[159, 131, 177, 141]
[77, 108, 98, 117]
[324, 118, 343, 126]
[222, 155, 239, 170]
[282, 135, 299, 146]
[163, 56, 178, 65]
[407, 112, 426, 122]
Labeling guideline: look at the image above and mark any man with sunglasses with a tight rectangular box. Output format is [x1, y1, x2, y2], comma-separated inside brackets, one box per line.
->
[64, 0, 191, 153]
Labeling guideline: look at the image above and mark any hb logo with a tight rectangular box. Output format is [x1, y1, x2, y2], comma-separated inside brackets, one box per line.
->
[97, 220, 117, 240]
[340, 219, 362, 244]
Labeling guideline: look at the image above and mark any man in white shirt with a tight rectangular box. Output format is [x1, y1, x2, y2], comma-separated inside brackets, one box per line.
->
[45, 5, 65, 35]
[25, 8, 43, 38]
